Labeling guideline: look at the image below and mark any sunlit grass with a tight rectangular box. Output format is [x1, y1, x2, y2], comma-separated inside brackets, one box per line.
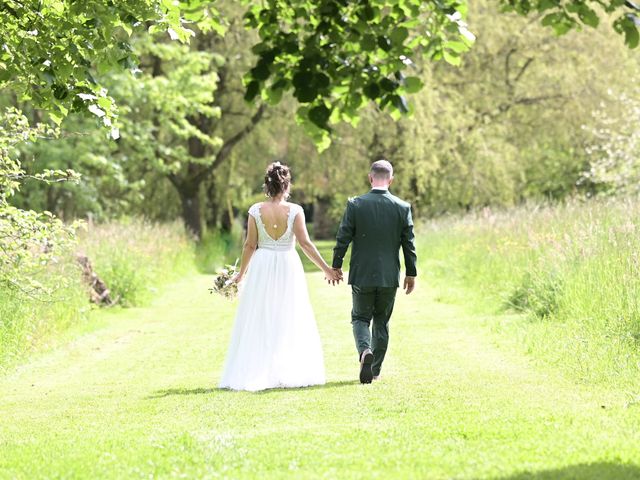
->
[2, 273, 640, 479]
[420, 197, 640, 389]
[0, 219, 194, 370]
[4, 200, 640, 477]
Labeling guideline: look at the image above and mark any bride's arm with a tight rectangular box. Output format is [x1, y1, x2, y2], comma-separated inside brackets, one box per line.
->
[293, 211, 339, 283]
[232, 216, 258, 283]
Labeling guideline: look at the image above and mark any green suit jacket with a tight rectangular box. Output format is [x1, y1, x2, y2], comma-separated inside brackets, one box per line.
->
[332, 189, 417, 287]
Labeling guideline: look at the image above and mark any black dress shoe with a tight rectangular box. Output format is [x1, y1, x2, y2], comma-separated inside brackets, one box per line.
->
[359, 349, 374, 384]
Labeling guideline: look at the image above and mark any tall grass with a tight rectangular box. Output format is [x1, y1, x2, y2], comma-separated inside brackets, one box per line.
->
[0, 219, 194, 369]
[195, 224, 244, 274]
[420, 197, 640, 389]
[79, 219, 194, 306]
[0, 277, 87, 369]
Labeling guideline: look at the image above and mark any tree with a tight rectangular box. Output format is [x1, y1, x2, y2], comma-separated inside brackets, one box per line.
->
[3, 0, 639, 264]
[0, 0, 220, 291]
[109, 22, 266, 239]
[0, 108, 78, 293]
[243, 0, 640, 147]
[226, 0, 640, 222]
[582, 89, 640, 194]
[0, 0, 221, 127]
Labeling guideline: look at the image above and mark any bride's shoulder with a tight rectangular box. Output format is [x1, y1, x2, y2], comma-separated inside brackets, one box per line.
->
[248, 202, 263, 217]
[286, 202, 304, 216]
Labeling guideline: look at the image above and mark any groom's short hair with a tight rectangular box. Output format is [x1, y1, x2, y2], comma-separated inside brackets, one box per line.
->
[370, 159, 393, 180]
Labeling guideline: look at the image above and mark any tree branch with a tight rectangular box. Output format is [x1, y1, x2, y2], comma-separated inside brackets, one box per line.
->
[167, 172, 180, 188]
[464, 94, 565, 132]
[505, 47, 517, 91]
[195, 104, 266, 183]
[514, 57, 534, 84]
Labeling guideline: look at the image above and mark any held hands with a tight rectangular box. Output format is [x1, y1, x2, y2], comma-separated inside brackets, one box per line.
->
[325, 267, 343, 286]
[403, 276, 416, 295]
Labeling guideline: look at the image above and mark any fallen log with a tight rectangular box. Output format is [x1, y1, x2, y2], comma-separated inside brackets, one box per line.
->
[76, 253, 117, 306]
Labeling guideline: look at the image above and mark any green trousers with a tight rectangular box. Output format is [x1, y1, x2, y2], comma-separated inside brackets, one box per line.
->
[351, 285, 398, 376]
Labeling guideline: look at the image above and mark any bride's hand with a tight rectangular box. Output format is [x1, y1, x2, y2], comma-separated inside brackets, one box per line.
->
[230, 272, 244, 284]
[324, 268, 341, 285]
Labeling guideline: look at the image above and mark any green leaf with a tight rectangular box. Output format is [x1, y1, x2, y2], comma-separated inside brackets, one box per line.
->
[345, 93, 363, 114]
[97, 96, 113, 110]
[361, 34, 376, 52]
[308, 104, 331, 129]
[443, 50, 461, 66]
[250, 62, 271, 81]
[294, 84, 319, 103]
[538, 0, 558, 12]
[390, 27, 409, 46]
[404, 76, 423, 93]
[52, 84, 68, 100]
[380, 78, 398, 92]
[265, 86, 283, 105]
[363, 82, 381, 100]
[315, 132, 332, 152]
[541, 12, 561, 27]
[391, 95, 410, 114]
[244, 81, 260, 102]
[579, 6, 599, 28]
[251, 42, 269, 54]
[542, 12, 574, 35]
[48, 0, 65, 15]
[362, 5, 375, 21]
[315, 73, 330, 89]
[292, 70, 314, 89]
[444, 40, 468, 53]
[624, 23, 640, 48]
[377, 36, 392, 52]
[49, 111, 63, 126]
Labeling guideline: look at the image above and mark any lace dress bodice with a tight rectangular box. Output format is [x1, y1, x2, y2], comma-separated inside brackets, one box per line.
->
[249, 203, 303, 251]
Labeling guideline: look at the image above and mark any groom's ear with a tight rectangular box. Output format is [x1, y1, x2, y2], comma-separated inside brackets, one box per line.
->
[388, 176, 394, 186]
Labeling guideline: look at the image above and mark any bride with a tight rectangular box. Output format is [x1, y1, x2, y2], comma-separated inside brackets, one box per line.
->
[219, 162, 341, 391]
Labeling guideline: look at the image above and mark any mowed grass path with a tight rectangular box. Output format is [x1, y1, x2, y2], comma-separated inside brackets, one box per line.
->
[2, 272, 640, 479]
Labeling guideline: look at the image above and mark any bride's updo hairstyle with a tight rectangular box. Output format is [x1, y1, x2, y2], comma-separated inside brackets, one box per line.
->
[264, 162, 291, 198]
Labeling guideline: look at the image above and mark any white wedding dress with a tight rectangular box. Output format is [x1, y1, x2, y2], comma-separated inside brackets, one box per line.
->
[219, 203, 326, 391]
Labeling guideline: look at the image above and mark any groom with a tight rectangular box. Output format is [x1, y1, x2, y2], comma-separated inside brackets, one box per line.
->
[331, 160, 417, 384]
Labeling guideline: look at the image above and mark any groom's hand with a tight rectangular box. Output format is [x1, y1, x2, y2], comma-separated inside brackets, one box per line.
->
[403, 276, 416, 295]
[333, 268, 343, 285]
[325, 268, 340, 285]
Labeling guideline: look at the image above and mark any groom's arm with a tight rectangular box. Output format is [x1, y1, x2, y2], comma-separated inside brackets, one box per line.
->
[332, 200, 355, 269]
[401, 205, 418, 278]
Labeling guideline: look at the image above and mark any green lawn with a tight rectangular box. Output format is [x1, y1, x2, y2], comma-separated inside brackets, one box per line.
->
[1, 271, 640, 479]
[297, 240, 350, 272]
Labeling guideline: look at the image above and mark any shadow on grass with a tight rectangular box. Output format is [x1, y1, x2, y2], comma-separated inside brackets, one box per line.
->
[254, 379, 360, 394]
[496, 462, 640, 480]
[149, 380, 360, 398]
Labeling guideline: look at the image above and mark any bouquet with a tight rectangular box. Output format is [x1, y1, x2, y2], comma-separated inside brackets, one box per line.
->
[209, 260, 239, 299]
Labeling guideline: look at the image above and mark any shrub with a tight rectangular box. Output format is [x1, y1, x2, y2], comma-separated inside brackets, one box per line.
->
[0, 219, 194, 369]
[195, 224, 243, 275]
[506, 271, 564, 319]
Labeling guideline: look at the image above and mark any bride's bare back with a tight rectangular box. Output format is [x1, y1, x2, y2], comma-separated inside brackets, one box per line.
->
[258, 201, 291, 241]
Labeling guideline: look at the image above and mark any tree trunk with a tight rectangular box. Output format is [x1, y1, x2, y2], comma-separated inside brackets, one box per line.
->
[313, 196, 335, 240]
[178, 186, 203, 240]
